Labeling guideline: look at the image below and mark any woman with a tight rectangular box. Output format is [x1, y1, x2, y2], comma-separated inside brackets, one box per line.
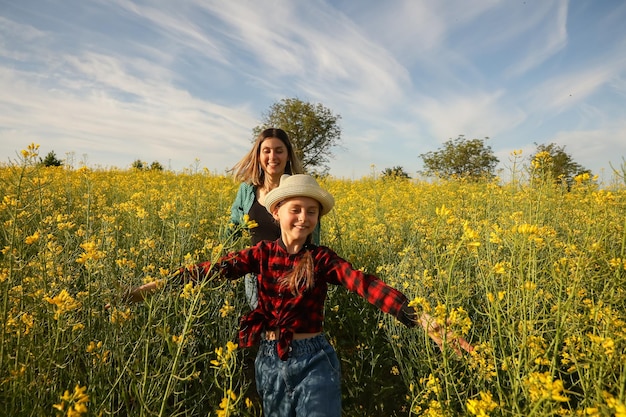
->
[229, 128, 317, 308]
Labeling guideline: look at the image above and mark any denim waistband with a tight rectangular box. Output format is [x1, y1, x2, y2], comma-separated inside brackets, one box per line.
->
[258, 334, 329, 358]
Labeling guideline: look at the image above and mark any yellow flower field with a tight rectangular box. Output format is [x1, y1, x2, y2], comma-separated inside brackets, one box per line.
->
[1, 144, 625, 416]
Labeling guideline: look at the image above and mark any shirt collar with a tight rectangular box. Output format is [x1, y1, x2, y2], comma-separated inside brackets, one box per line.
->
[276, 238, 317, 254]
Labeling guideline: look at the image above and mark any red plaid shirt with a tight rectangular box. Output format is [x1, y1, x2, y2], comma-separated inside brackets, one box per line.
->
[184, 239, 414, 360]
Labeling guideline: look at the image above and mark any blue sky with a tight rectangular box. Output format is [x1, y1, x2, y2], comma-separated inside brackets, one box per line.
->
[1, 0, 625, 180]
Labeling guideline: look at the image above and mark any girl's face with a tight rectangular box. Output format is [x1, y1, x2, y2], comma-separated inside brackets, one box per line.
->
[259, 137, 288, 178]
[274, 197, 320, 245]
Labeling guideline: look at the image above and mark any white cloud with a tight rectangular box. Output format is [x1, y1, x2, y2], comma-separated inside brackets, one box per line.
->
[503, 0, 569, 78]
[0, 53, 257, 170]
[413, 90, 526, 142]
[195, 2, 409, 112]
[109, 0, 229, 65]
[526, 58, 626, 115]
[552, 124, 626, 174]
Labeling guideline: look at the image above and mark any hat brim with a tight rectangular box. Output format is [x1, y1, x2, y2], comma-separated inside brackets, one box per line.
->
[265, 184, 334, 216]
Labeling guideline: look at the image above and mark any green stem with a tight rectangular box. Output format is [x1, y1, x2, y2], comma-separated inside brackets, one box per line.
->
[0, 163, 27, 373]
[158, 281, 205, 416]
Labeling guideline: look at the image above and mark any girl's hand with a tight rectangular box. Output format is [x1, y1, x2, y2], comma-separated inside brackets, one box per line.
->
[127, 280, 162, 302]
[419, 312, 474, 355]
[104, 280, 163, 310]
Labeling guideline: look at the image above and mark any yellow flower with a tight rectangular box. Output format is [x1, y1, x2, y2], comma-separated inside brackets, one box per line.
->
[226, 341, 237, 353]
[608, 258, 625, 270]
[524, 372, 569, 403]
[110, 307, 132, 325]
[75, 240, 106, 265]
[466, 241, 481, 250]
[462, 221, 481, 249]
[86, 341, 103, 353]
[466, 391, 498, 416]
[604, 391, 626, 417]
[421, 373, 441, 395]
[180, 282, 199, 300]
[408, 296, 431, 313]
[53, 384, 89, 416]
[219, 300, 235, 317]
[487, 291, 506, 304]
[25, 231, 40, 245]
[468, 343, 498, 381]
[216, 389, 238, 417]
[531, 150, 552, 169]
[583, 407, 600, 416]
[492, 262, 506, 275]
[44, 289, 81, 320]
[436, 204, 452, 218]
[488, 231, 502, 245]
[447, 306, 472, 336]
[242, 214, 258, 229]
[588, 333, 615, 357]
[20, 143, 40, 159]
[424, 399, 444, 416]
[574, 172, 591, 184]
[211, 341, 238, 368]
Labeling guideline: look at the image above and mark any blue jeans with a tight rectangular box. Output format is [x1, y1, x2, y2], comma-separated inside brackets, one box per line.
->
[255, 334, 342, 416]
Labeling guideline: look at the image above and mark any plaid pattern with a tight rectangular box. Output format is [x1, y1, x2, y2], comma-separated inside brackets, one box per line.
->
[184, 239, 413, 360]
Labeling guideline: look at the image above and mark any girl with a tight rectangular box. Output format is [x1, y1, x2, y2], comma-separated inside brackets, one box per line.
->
[128, 174, 472, 416]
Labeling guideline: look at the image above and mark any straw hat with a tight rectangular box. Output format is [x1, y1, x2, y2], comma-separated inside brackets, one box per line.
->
[264, 174, 335, 216]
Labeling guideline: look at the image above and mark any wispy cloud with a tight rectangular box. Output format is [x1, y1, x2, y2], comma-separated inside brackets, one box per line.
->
[412, 89, 526, 142]
[199, 1, 411, 112]
[0, 44, 256, 169]
[502, 0, 569, 78]
[526, 53, 626, 115]
[109, 0, 229, 65]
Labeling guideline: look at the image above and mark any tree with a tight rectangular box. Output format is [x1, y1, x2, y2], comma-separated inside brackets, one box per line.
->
[254, 98, 342, 175]
[131, 159, 145, 170]
[381, 166, 411, 179]
[131, 159, 164, 171]
[419, 136, 499, 179]
[149, 161, 164, 171]
[529, 142, 589, 187]
[40, 151, 63, 167]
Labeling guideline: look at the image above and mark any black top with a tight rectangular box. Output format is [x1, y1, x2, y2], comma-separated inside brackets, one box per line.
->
[248, 197, 280, 245]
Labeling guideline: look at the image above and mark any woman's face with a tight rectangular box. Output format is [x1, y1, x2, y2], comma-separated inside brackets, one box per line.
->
[259, 137, 288, 178]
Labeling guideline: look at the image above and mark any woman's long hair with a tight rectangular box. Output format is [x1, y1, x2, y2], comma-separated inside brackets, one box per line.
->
[231, 128, 304, 186]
